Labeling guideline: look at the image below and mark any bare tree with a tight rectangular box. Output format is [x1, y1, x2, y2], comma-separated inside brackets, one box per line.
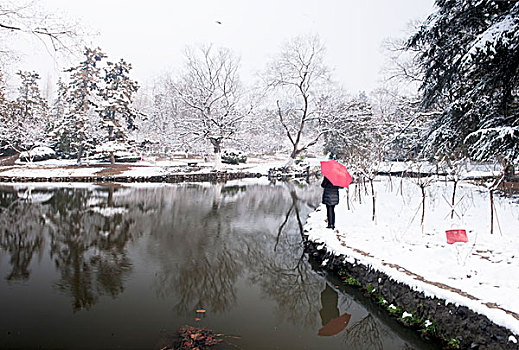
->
[172, 45, 249, 169]
[0, 0, 82, 55]
[263, 34, 331, 164]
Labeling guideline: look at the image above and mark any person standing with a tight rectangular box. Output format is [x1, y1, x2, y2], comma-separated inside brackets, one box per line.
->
[321, 176, 341, 229]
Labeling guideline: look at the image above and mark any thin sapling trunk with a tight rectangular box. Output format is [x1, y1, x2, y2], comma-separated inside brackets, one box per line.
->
[370, 178, 376, 221]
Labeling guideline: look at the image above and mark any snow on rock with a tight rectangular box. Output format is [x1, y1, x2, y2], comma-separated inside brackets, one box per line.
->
[402, 311, 413, 319]
[18, 146, 56, 162]
[305, 175, 519, 335]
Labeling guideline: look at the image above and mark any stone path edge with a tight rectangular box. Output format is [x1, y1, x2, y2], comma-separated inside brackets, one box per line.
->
[303, 234, 519, 350]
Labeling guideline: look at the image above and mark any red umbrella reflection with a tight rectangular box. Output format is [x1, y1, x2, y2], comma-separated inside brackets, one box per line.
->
[318, 313, 352, 336]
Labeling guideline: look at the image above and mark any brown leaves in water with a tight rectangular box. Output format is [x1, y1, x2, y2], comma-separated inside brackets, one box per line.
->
[318, 313, 351, 336]
[175, 325, 223, 349]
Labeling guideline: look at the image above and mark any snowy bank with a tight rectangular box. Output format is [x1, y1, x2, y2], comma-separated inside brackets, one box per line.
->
[304, 175, 519, 348]
[0, 155, 320, 183]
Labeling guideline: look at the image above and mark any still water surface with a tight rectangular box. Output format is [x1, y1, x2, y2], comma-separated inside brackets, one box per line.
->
[0, 180, 440, 349]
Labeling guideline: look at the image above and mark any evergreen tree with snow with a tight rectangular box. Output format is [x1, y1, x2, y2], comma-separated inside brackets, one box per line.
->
[98, 59, 140, 164]
[63, 47, 106, 163]
[408, 0, 519, 164]
[49, 78, 76, 157]
[0, 71, 49, 156]
[16, 71, 48, 121]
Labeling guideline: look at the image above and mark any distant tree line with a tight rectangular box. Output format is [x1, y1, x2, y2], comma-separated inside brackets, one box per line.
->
[0, 0, 517, 170]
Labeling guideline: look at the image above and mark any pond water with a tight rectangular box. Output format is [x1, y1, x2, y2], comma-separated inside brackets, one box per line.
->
[0, 180, 440, 349]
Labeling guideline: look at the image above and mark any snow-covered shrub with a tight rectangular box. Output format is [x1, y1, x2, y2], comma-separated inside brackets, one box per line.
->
[113, 151, 140, 162]
[18, 146, 56, 162]
[222, 149, 247, 165]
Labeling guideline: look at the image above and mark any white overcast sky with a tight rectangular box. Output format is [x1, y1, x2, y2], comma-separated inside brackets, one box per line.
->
[20, 0, 435, 93]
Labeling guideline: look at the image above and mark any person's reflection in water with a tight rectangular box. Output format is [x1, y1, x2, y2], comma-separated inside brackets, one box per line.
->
[318, 284, 352, 337]
[319, 284, 339, 326]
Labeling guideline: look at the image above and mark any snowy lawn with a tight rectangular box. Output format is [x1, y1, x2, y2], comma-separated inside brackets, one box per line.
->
[0, 154, 299, 178]
[305, 175, 519, 337]
[0, 164, 105, 177]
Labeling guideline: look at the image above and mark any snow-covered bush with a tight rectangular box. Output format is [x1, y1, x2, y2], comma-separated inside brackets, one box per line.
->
[222, 149, 247, 165]
[18, 146, 56, 162]
[94, 141, 139, 162]
[113, 151, 140, 162]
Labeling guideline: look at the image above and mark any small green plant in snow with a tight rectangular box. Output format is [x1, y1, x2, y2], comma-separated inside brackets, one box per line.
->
[400, 311, 422, 326]
[378, 296, 388, 305]
[387, 304, 403, 316]
[342, 276, 361, 286]
[448, 337, 461, 349]
[420, 319, 437, 335]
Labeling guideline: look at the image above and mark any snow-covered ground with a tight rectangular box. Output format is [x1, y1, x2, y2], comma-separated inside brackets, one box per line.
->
[305, 175, 519, 339]
[0, 155, 295, 178]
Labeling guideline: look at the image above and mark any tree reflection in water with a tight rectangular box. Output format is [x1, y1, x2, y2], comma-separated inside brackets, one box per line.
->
[146, 180, 324, 323]
[148, 183, 245, 315]
[244, 180, 325, 328]
[341, 314, 383, 350]
[0, 187, 46, 281]
[0, 185, 134, 311]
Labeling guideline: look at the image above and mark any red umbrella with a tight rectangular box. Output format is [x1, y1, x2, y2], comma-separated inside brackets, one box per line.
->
[320, 160, 353, 188]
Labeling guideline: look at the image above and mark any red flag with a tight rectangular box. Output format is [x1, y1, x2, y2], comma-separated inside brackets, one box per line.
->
[446, 229, 468, 244]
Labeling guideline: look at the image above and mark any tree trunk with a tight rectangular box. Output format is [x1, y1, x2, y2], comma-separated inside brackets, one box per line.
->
[421, 184, 426, 225]
[211, 139, 222, 170]
[370, 179, 376, 221]
[109, 125, 115, 165]
[357, 181, 362, 205]
[451, 180, 458, 219]
[77, 134, 83, 164]
[490, 189, 494, 235]
[290, 147, 299, 159]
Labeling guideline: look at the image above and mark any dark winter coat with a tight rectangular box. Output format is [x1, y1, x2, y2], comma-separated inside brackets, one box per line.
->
[321, 177, 341, 206]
